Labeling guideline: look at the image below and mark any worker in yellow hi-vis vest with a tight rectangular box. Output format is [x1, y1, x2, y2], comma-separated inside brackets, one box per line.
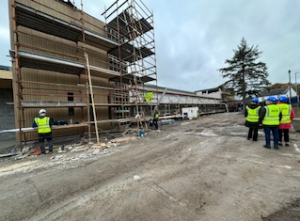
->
[244, 98, 261, 141]
[32, 109, 54, 154]
[259, 97, 282, 149]
[153, 105, 159, 130]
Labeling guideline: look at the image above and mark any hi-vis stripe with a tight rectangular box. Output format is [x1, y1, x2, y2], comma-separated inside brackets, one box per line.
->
[35, 117, 51, 133]
[263, 105, 280, 125]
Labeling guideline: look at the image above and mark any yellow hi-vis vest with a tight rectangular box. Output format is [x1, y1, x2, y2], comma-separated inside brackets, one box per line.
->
[277, 103, 291, 124]
[246, 106, 261, 122]
[35, 117, 51, 134]
[154, 110, 159, 119]
[262, 105, 281, 126]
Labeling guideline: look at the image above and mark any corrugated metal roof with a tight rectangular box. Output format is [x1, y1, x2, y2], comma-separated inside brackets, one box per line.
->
[260, 88, 288, 96]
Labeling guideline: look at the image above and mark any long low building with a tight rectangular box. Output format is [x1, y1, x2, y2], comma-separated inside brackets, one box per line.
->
[128, 84, 226, 117]
[0, 65, 226, 142]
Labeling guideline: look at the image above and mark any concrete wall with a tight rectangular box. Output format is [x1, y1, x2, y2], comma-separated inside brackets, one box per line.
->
[0, 89, 15, 140]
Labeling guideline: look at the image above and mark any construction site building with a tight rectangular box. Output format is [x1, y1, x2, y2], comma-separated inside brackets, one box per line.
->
[5, 0, 226, 146]
[8, 0, 159, 144]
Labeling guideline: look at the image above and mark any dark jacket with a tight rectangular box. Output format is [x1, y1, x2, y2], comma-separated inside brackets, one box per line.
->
[244, 103, 261, 128]
[258, 104, 282, 127]
[153, 109, 159, 120]
[32, 116, 54, 128]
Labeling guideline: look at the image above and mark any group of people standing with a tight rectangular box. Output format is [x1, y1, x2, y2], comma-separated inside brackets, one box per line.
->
[245, 96, 295, 149]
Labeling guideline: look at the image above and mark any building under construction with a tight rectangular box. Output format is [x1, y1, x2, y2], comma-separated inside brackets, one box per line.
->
[6, 0, 225, 146]
[8, 0, 160, 143]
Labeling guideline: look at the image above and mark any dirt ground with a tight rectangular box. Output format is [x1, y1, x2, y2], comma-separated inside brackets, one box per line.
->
[0, 112, 300, 221]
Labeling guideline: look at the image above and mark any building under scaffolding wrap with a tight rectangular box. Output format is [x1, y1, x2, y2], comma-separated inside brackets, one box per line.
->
[7, 0, 226, 147]
[8, 0, 158, 146]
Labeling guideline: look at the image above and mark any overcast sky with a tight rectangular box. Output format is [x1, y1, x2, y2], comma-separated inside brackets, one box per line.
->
[1, 0, 300, 91]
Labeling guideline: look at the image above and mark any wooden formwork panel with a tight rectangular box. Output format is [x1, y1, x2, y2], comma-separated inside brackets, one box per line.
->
[14, 0, 106, 36]
[17, 26, 109, 69]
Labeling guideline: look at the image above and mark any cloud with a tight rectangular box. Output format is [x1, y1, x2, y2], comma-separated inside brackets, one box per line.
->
[1, 0, 300, 91]
[148, 0, 300, 90]
[0, 1, 10, 66]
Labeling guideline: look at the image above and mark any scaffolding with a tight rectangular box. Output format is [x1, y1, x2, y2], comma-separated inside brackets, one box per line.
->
[9, 0, 158, 147]
[102, 0, 158, 128]
[9, 0, 157, 146]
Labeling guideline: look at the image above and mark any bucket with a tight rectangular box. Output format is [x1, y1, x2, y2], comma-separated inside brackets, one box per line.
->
[139, 130, 144, 137]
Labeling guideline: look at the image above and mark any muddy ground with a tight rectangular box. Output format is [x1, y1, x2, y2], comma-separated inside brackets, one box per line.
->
[0, 112, 300, 221]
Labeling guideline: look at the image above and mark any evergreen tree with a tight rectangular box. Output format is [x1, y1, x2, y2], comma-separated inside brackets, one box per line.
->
[219, 38, 270, 111]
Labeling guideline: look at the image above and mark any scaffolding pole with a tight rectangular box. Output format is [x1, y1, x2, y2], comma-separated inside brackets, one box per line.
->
[85, 53, 100, 144]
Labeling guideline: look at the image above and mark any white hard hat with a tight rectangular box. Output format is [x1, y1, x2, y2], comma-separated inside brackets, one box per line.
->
[39, 109, 46, 114]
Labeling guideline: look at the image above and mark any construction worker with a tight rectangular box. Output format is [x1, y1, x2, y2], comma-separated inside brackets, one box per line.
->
[153, 105, 159, 130]
[277, 95, 295, 147]
[244, 97, 261, 141]
[259, 97, 282, 149]
[32, 109, 54, 154]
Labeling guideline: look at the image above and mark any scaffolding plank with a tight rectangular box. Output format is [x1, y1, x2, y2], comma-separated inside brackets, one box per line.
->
[140, 46, 154, 57]
[16, 2, 81, 42]
[136, 18, 153, 33]
[10, 50, 121, 79]
[21, 101, 87, 108]
[109, 73, 155, 84]
[107, 10, 153, 39]
[15, 2, 118, 51]
[108, 43, 154, 62]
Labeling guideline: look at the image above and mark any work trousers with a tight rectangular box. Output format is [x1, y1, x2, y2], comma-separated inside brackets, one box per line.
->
[38, 132, 53, 153]
[279, 129, 289, 143]
[153, 119, 158, 130]
[263, 127, 279, 147]
[247, 128, 258, 141]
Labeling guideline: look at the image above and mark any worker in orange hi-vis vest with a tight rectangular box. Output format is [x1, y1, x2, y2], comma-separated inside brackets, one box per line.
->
[32, 109, 54, 154]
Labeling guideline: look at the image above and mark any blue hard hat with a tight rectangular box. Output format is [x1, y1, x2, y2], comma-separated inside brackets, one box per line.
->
[267, 96, 277, 103]
[251, 98, 259, 103]
[278, 95, 288, 103]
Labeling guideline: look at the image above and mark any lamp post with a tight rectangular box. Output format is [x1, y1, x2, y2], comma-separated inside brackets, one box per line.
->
[295, 71, 300, 106]
[288, 70, 292, 105]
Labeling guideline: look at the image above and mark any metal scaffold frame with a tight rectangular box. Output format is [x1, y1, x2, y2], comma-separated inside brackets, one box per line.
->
[9, 0, 158, 148]
[102, 0, 158, 129]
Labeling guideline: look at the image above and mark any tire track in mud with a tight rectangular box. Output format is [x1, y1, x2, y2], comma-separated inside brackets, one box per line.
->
[2, 113, 300, 221]
[0, 130, 222, 221]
